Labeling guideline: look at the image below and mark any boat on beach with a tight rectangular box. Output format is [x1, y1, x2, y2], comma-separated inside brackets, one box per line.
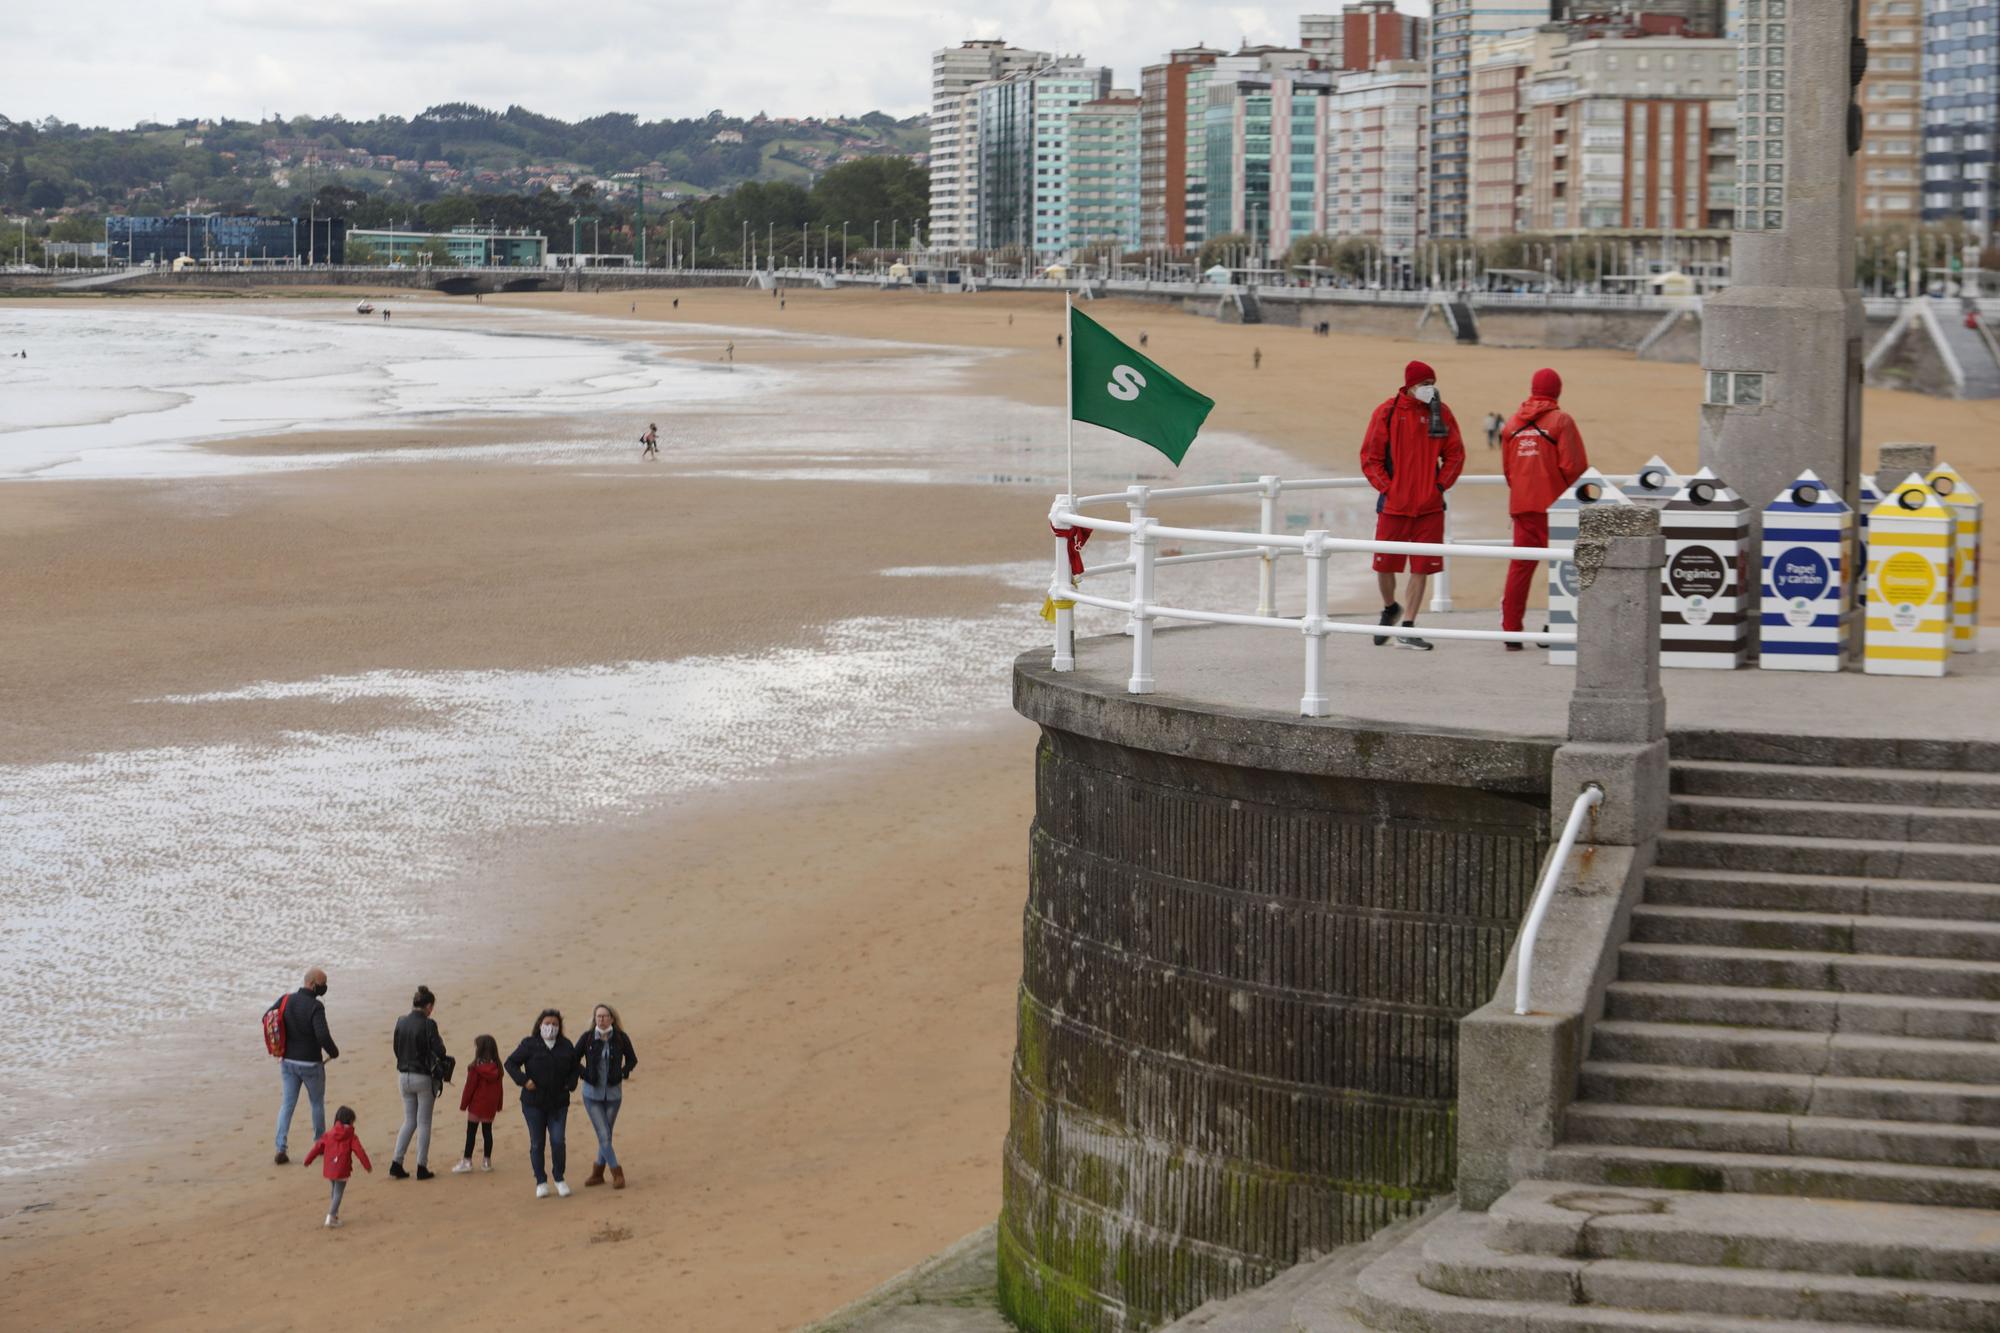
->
[354, 300, 375, 315]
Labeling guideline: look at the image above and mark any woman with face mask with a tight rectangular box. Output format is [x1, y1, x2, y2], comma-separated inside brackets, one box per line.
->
[573, 1004, 640, 1189]
[503, 1008, 578, 1198]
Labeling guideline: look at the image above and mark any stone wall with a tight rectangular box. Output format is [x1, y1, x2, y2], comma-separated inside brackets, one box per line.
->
[999, 671, 1555, 1332]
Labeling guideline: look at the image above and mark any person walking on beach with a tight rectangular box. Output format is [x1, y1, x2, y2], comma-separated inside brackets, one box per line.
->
[1360, 360, 1465, 653]
[505, 1009, 577, 1198]
[574, 1004, 639, 1189]
[390, 985, 448, 1181]
[303, 1105, 372, 1229]
[1485, 411, 1504, 450]
[724, 341, 734, 365]
[453, 1035, 504, 1174]
[270, 967, 337, 1165]
[1499, 368, 1588, 650]
[1139, 331, 1148, 349]
[382, 308, 391, 323]
[640, 423, 659, 460]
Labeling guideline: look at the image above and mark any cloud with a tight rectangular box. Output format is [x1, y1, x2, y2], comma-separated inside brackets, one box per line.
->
[0, 0, 1406, 129]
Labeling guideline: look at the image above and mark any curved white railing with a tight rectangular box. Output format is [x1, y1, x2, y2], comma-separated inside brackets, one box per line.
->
[1048, 472, 1600, 718]
[1515, 783, 1606, 1015]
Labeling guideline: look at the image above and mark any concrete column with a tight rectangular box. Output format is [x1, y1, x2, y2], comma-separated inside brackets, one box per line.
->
[1700, 0, 1865, 531]
[1876, 441, 1938, 493]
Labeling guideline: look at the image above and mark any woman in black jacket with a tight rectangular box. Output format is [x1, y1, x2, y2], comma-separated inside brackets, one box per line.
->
[573, 1004, 639, 1189]
[503, 1008, 577, 1198]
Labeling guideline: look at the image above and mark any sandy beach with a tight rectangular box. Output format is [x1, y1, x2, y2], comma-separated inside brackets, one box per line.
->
[2, 286, 1994, 1331]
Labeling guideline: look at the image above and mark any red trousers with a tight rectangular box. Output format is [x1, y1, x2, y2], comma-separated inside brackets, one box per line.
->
[1502, 512, 1548, 632]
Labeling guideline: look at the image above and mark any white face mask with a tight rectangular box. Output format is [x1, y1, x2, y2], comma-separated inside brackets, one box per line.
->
[540, 1024, 559, 1041]
[1411, 384, 1438, 404]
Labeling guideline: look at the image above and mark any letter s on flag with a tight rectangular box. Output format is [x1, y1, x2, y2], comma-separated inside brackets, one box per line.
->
[1107, 365, 1147, 401]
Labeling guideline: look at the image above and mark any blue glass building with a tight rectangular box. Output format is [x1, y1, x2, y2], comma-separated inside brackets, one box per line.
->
[1923, 0, 1999, 234]
[104, 214, 346, 265]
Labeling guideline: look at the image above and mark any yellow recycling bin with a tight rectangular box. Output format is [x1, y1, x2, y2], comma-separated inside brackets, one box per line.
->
[1865, 482, 1956, 677]
[1925, 463, 1983, 654]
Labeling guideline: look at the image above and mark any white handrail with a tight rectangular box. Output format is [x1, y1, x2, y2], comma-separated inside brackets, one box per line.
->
[1514, 784, 1606, 1016]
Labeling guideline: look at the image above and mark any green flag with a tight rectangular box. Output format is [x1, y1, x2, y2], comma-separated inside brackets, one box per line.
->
[1069, 305, 1215, 466]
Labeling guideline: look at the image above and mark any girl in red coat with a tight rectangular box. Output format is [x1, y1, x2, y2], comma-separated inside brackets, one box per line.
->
[302, 1105, 372, 1228]
[453, 1034, 505, 1174]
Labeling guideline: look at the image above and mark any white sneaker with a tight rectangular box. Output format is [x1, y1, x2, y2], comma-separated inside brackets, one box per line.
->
[451, 1159, 473, 1174]
[555, 1181, 572, 1198]
[479, 1158, 493, 1173]
[535, 1182, 550, 1199]
[324, 1214, 341, 1228]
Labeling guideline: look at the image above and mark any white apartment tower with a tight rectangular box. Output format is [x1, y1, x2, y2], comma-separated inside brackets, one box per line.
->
[929, 39, 1050, 250]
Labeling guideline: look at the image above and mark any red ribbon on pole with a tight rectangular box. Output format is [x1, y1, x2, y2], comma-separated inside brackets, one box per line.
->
[1051, 521, 1092, 578]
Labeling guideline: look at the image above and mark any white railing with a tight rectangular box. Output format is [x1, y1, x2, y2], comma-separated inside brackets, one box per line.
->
[1048, 473, 1589, 718]
[1514, 783, 1605, 1015]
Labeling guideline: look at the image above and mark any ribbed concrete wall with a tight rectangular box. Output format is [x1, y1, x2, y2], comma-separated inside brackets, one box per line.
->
[998, 713, 1551, 1332]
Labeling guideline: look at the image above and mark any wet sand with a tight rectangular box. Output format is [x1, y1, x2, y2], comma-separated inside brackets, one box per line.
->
[3, 287, 1995, 1332]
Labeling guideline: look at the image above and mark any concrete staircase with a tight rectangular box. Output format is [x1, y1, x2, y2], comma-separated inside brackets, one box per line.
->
[1931, 299, 2000, 399]
[1347, 733, 2000, 1331]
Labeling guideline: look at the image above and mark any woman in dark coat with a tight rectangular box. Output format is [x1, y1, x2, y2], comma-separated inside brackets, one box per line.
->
[573, 1003, 639, 1189]
[503, 1008, 577, 1198]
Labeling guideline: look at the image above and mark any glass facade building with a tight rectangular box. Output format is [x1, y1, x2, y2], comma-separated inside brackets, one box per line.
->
[104, 214, 346, 265]
[1922, 0, 1999, 234]
[974, 59, 1113, 257]
[346, 227, 548, 267]
[1431, 0, 1559, 238]
[1067, 96, 1144, 253]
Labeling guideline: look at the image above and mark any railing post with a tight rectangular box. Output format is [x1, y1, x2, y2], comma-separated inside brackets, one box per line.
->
[1124, 485, 1151, 637]
[1431, 505, 1456, 612]
[1127, 517, 1156, 694]
[1257, 474, 1282, 618]
[1299, 530, 1330, 717]
[1050, 495, 1076, 673]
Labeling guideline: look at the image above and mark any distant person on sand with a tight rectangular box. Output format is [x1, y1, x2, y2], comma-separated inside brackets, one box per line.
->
[270, 967, 338, 1166]
[1056, 333, 1063, 349]
[641, 423, 659, 460]
[1499, 367, 1588, 651]
[673, 298, 679, 309]
[453, 1034, 504, 1174]
[724, 341, 734, 365]
[382, 309, 390, 322]
[390, 985, 449, 1181]
[1360, 359, 1465, 653]
[1485, 411, 1504, 449]
[575, 1004, 639, 1189]
[1139, 331, 1148, 349]
[1252, 347, 1262, 370]
[505, 1009, 578, 1198]
[302, 1105, 371, 1229]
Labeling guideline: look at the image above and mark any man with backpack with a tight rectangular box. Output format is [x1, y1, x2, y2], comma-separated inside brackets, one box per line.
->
[1499, 367, 1589, 649]
[1360, 360, 1466, 651]
[268, 967, 339, 1165]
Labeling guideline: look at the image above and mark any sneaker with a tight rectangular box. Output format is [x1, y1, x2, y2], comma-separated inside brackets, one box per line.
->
[274, 1151, 289, 1166]
[451, 1160, 473, 1174]
[1373, 601, 1403, 647]
[535, 1182, 550, 1199]
[324, 1214, 340, 1229]
[480, 1158, 493, 1173]
[1392, 623, 1434, 651]
[555, 1181, 573, 1198]
[415, 1165, 434, 1181]
[1504, 641, 1524, 653]
[388, 1162, 410, 1180]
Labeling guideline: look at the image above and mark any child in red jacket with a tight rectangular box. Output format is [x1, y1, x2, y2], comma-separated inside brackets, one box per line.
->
[302, 1105, 372, 1228]
[453, 1034, 505, 1174]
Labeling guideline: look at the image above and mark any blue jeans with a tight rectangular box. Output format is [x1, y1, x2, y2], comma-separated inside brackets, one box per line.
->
[582, 1089, 622, 1169]
[276, 1059, 326, 1154]
[328, 1179, 346, 1218]
[521, 1103, 567, 1184]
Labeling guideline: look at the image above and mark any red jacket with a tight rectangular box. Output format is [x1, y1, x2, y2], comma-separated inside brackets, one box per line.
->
[460, 1059, 505, 1121]
[302, 1123, 372, 1181]
[1501, 397, 1589, 517]
[1361, 391, 1466, 517]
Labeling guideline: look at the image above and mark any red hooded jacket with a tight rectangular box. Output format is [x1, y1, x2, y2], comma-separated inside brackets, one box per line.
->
[1361, 391, 1466, 517]
[1501, 397, 1589, 516]
[459, 1059, 505, 1121]
[302, 1122, 372, 1181]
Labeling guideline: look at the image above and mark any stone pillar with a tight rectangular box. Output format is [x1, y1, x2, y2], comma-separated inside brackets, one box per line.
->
[1459, 508, 1668, 1210]
[1700, 0, 1865, 534]
[1877, 441, 1938, 493]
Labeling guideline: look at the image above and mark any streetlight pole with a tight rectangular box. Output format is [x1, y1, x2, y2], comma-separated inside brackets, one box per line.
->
[841, 220, 848, 271]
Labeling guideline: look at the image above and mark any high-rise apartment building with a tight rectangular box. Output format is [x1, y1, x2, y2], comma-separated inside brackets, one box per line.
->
[975, 59, 1114, 258]
[1199, 50, 1327, 259]
[1324, 60, 1432, 256]
[1301, 14, 1343, 63]
[1069, 93, 1145, 254]
[1921, 0, 1997, 236]
[1859, 0, 1925, 227]
[1340, 1, 1429, 69]
[928, 39, 1050, 250]
[1431, 0, 1560, 238]
[1140, 47, 1223, 252]
[1469, 28, 1568, 239]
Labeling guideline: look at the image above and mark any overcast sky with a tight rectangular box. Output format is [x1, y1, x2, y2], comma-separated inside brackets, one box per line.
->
[3, 1, 1431, 131]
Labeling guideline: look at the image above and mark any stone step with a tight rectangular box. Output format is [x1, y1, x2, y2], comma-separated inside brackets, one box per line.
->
[1670, 758, 2000, 810]
[1669, 794, 2000, 846]
[1564, 1101, 2000, 1171]
[1587, 1019, 2000, 1083]
[1602, 980, 2000, 1042]
[1579, 1060, 2000, 1128]
[1421, 1220, 2000, 1330]
[1541, 1143, 2000, 1210]
[1642, 866, 2000, 921]
[1628, 905, 2000, 962]
[1490, 1179, 2000, 1287]
[1667, 729, 2000, 774]
[1656, 830, 2000, 883]
[1356, 1211, 1920, 1333]
[1618, 942, 2000, 1000]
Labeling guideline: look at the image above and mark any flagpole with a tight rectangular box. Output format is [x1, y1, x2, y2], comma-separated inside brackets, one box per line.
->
[1064, 289, 1074, 499]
